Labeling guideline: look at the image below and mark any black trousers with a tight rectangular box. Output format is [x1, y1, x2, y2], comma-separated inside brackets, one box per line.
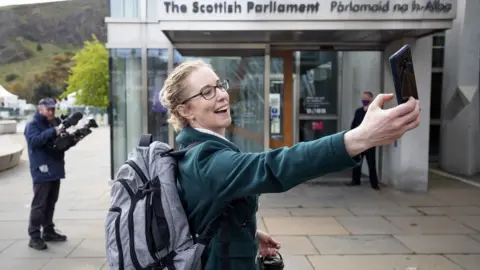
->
[28, 180, 60, 238]
[352, 147, 379, 187]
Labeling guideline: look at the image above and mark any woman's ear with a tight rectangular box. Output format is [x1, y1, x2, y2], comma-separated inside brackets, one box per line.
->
[177, 104, 194, 121]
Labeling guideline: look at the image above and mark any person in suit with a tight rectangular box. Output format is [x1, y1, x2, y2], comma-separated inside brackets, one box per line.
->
[159, 60, 420, 269]
[347, 91, 380, 190]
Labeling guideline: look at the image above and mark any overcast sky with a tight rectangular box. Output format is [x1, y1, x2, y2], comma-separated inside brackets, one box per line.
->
[0, 0, 69, 7]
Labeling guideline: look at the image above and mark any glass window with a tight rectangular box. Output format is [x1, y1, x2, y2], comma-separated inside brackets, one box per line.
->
[147, 49, 169, 143]
[173, 51, 265, 153]
[299, 120, 337, 142]
[110, 48, 142, 173]
[147, 0, 157, 19]
[432, 36, 445, 68]
[297, 51, 338, 116]
[110, 0, 139, 18]
[430, 72, 443, 119]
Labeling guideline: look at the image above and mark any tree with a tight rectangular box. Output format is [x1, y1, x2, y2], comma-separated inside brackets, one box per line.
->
[61, 34, 109, 108]
[32, 82, 58, 104]
[8, 81, 33, 102]
[35, 54, 72, 92]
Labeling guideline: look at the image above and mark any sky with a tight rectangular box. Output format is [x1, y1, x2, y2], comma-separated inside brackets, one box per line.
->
[0, 0, 69, 7]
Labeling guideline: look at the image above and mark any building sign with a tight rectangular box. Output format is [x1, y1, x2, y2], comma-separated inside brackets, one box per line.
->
[304, 96, 329, 115]
[158, 0, 456, 20]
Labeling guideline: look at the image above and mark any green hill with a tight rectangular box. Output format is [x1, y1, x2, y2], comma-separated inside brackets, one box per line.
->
[0, 0, 108, 93]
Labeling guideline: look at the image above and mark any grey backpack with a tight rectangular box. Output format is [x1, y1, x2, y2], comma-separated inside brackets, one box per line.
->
[105, 134, 215, 270]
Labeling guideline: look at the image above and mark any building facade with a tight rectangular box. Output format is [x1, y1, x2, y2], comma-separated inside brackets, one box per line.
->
[105, 0, 479, 191]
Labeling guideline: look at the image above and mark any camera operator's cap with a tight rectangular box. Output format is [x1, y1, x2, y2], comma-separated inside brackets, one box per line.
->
[38, 98, 56, 108]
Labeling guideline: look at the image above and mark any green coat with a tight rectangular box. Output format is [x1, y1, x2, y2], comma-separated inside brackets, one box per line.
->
[176, 126, 359, 270]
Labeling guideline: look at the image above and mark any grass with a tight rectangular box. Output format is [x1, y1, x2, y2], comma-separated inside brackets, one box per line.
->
[0, 40, 79, 87]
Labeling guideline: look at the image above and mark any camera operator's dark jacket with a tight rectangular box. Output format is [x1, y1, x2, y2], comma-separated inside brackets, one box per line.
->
[24, 112, 65, 183]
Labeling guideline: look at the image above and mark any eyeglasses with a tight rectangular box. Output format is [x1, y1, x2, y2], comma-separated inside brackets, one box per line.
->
[181, 79, 229, 104]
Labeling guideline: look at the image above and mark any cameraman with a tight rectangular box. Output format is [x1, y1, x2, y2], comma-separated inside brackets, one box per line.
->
[24, 98, 67, 250]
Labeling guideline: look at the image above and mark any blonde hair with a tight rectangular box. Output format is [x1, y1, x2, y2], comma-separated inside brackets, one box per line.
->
[160, 59, 212, 132]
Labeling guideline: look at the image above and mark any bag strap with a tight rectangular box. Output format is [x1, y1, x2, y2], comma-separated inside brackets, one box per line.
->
[138, 133, 153, 147]
[163, 142, 200, 158]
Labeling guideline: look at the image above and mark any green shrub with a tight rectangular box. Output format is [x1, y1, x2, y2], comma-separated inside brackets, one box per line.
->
[5, 73, 19, 82]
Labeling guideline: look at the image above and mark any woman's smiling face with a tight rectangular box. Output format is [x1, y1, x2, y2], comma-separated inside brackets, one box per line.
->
[178, 66, 231, 136]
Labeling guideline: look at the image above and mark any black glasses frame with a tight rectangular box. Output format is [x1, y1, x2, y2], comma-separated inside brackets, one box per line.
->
[181, 79, 229, 104]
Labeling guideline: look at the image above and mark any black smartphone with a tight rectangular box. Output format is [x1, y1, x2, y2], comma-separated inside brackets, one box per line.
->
[389, 45, 419, 104]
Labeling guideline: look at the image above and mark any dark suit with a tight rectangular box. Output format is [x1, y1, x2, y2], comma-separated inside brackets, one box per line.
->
[350, 107, 379, 187]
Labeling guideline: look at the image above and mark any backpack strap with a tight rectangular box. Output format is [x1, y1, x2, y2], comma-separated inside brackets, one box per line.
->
[139, 134, 153, 147]
[163, 142, 200, 158]
[195, 199, 248, 270]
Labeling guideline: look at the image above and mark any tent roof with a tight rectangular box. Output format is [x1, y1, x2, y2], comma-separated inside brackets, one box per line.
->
[0, 85, 18, 98]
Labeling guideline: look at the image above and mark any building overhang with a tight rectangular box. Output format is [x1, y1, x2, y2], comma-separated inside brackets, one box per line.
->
[154, 0, 457, 49]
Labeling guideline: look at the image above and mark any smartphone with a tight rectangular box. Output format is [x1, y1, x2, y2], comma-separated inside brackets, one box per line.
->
[389, 45, 419, 104]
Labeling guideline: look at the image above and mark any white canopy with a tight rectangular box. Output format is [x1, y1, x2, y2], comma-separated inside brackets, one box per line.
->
[0, 85, 17, 98]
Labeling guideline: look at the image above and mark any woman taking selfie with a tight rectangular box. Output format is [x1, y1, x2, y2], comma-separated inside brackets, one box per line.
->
[160, 60, 420, 270]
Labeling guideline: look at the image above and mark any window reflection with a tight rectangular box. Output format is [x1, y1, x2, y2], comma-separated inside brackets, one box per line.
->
[109, 48, 142, 173]
[299, 120, 337, 142]
[298, 51, 338, 116]
[110, 0, 139, 18]
[147, 49, 169, 143]
[270, 57, 284, 138]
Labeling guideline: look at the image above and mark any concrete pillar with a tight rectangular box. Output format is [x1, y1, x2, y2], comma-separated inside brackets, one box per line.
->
[381, 36, 433, 192]
[440, 0, 480, 176]
[340, 52, 382, 178]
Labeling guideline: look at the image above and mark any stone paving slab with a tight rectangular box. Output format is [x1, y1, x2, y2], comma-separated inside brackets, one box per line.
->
[335, 216, 404, 235]
[450, 215, 480, 232]
[256, 208, 291, 217]
[68, 239, 106, 258]
[394, 235, 480, 254]
[417, 206, 480, 216]
[263, 217, 349, 235]
[289, 207, 354, 217]
[309, 235, 412, 255]
[282, 255, 313, 270]
[0, 258, 50, 270]
[468, 234, 480, 242]
[307, 255, 465, 270]
[267, 236, 318, 255]
[0, 239, 83, 258]
[347, 205, 422, 216]
[385, 216, 475, 234]
[446, 255, 480, 270]
[41, 258, 106, 270]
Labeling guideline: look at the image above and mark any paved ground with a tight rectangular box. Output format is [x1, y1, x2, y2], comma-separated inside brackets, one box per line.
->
[1, 127, 480, 270]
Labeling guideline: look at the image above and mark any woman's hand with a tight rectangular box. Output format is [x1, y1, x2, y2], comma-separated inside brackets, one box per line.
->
[344, 94, 421, 157]
[257, 230, 280, 257]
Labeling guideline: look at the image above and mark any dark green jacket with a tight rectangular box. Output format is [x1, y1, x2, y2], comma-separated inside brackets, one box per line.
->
[176, 126, 359, 270]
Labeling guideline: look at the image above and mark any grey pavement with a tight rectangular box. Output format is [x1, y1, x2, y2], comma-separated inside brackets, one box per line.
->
[0, 127, 479, 269]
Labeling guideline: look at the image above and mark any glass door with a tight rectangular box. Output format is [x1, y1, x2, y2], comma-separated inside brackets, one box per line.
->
[109, 48, 142, 179]
[296, 51, 339, 142]
[269, 51, 294, 149]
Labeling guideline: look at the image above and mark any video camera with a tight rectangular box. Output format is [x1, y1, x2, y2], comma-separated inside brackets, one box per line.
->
[52, 112, 99, 152]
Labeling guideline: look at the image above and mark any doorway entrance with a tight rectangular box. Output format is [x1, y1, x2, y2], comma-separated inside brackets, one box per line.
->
[268, 50, 341, 149]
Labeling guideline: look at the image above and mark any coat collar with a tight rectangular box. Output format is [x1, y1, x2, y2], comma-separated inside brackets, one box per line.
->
[176, 126, 239, 151]
[34, 111, 48, 123]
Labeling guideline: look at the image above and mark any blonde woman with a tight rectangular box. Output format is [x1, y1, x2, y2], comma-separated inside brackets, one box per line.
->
[160, 60, 420, 270]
